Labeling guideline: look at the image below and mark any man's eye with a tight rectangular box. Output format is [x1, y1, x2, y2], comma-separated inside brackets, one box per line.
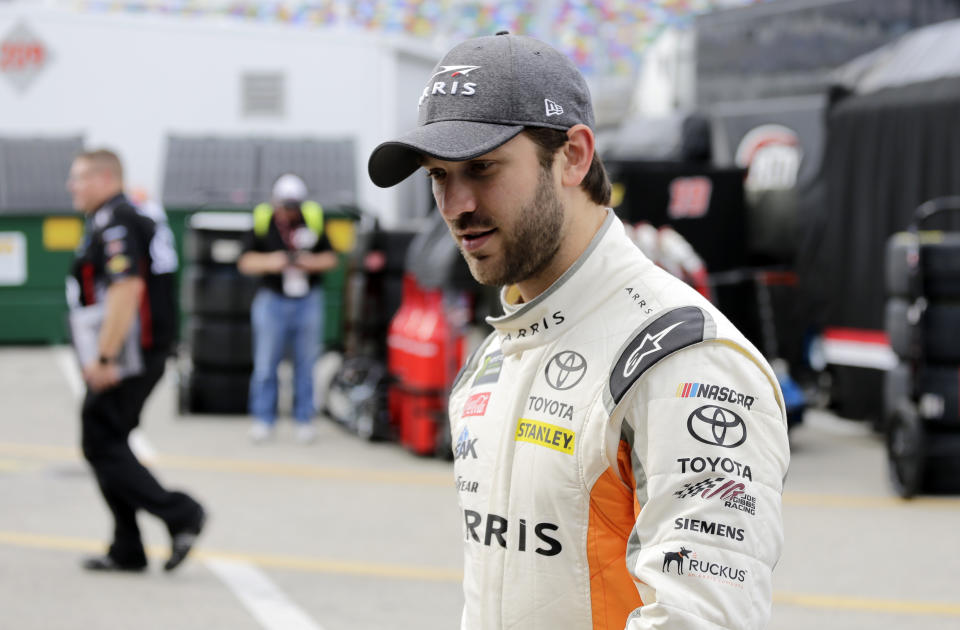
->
[426, 169, 445, 181]
[470, 161, 493, 174]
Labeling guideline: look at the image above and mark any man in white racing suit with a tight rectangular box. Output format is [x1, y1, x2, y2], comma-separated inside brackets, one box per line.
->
[368, 32, 790, 630]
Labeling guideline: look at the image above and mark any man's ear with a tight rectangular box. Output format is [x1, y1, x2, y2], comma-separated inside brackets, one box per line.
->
[559, 124, 595, 188]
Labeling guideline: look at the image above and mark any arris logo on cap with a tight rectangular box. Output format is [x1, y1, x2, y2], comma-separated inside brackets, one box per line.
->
[431, 65, 482, 79]
[418, 64, 481, 107]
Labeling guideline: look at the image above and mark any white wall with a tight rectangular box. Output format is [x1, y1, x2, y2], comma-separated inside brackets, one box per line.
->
[0, 3, 441, 225]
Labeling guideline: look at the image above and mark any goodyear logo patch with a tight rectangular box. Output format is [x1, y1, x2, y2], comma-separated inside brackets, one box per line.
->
[515, 419, 575, 455]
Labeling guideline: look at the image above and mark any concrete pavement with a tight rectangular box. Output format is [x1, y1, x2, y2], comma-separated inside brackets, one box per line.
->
[1, 346, 958, 629]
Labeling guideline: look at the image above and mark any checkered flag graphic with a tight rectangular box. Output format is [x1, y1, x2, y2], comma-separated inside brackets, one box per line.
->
[674, 477, 727, 499]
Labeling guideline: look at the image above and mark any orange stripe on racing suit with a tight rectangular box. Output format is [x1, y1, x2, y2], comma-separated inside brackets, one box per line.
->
[588, 438, 644, 628]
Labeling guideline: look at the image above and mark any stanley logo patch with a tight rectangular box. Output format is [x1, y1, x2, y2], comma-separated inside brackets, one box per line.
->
[515, 419, 575, 455]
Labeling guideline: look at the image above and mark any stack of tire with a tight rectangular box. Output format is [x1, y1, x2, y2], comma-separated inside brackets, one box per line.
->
[178, 212, 258, 414]
[883, 197, 960, 497]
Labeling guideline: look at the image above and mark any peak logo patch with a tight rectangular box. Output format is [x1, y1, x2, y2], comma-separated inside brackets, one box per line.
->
[455, 427, 478, 460]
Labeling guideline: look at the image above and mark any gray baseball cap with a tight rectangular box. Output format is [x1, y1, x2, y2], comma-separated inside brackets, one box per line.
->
[368, 31, 595, 188]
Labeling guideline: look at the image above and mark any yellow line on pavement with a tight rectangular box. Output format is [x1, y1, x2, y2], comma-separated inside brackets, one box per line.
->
[0, 530, 102, 554]
[0, 441, 451, 486]
[0, 530, 461, 582]
[774, 591, 960, 616]
[3, 529, 960, 615]
[2, 441, 959, 507]
[0, 442, 77, 459]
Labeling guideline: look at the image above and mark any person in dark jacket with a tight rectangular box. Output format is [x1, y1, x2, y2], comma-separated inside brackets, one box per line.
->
[66, 149, 205, 573]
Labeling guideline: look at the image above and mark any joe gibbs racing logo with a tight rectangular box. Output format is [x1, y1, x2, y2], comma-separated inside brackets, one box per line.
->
[674, 476, 757, 516]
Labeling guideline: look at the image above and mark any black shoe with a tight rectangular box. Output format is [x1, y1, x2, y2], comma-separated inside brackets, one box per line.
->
[82, 554, 147, 573]
[164, 507, 206, 572]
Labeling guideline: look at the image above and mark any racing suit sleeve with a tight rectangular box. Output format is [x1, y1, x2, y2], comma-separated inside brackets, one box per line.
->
[620, 341, 790, 629]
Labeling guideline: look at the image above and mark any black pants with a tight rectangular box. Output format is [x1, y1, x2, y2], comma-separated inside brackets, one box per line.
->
[81, 350, 201, 564]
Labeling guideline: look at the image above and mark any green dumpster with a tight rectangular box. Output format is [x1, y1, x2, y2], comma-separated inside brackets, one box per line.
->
[0, 213, 83, 344]
[0, 206, 355, 348]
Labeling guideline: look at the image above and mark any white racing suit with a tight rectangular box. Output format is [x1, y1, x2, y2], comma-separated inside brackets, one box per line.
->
[448, 210, 790, 629]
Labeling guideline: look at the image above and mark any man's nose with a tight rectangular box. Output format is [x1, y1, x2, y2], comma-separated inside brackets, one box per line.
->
[435, 176, 476, 219]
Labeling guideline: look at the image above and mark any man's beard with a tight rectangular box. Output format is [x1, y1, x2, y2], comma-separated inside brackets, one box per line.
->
[457, 167, 565, 287]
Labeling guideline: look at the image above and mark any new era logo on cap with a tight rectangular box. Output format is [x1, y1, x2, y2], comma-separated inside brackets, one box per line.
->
[544, 99, 564, 117]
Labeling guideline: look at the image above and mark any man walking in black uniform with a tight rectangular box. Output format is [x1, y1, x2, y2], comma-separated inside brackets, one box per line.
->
[66, 149, 205, 572]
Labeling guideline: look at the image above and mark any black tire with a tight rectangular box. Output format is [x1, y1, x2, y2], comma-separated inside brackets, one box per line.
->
[915, 363, 960, 426]
[882, 362, 912, 434]
[182, 267, 258, 318]
[828, 365, 883, 422]
[188, 318, 252, 369]
[885, 298, 960, 363]
[184, 227, 249, 266]
[923, 426, 960, 494]
[886, 399, 926, 499]
[886, 231, 960, 298]
[921, 303, 960, 363]
[178, 366, 250, 415]
[885, 299, 917, 360]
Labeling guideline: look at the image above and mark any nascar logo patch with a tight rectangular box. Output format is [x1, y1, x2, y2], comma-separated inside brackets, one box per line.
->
[676, 382, 755, 410]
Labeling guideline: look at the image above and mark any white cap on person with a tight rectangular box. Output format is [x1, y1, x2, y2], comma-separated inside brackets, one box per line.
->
[272, 174, 307, 203]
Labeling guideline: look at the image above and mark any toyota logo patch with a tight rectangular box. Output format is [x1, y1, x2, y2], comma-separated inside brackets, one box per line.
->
[544, 350, 587, 391]
[687, 405, 746, 448]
